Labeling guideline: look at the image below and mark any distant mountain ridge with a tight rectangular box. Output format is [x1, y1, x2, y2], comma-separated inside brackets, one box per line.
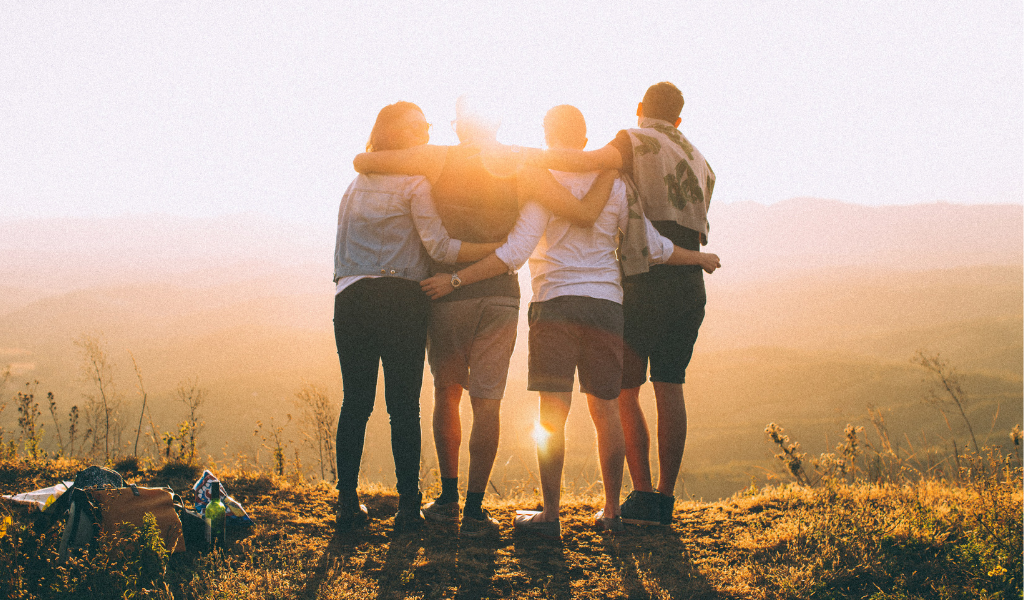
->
[1, 200, 1020, 501]
[1, 200, 1018, 306]
[708, 198, 1022, 282]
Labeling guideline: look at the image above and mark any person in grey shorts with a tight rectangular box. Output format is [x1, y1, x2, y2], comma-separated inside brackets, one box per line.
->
[333, 101, 504, 534]
[424, 105, 719, 538]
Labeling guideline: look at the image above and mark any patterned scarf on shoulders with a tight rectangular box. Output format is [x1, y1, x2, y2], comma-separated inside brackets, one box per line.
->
[617, 117, 715, 277]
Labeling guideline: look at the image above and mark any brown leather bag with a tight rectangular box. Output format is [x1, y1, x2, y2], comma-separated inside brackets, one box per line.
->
[90, 485, 185, 553]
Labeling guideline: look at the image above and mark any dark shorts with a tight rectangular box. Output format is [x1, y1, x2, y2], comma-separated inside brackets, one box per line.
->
[527, 295, 624, 401]
[621, 267, 706, 388]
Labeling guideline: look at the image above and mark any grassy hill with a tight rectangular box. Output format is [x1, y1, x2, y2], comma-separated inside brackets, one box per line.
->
[1, 456, 1020, 599]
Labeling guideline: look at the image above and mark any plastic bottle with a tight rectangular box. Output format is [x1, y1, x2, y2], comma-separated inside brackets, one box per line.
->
[204, 481, 227, 548]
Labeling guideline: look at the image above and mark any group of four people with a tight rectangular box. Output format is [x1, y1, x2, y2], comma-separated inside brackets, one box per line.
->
[332, 82, 719, 539]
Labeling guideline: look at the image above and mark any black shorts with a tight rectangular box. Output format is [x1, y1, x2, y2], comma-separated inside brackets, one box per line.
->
[621, 266, 706, 388]
[527, 296, 624, 401]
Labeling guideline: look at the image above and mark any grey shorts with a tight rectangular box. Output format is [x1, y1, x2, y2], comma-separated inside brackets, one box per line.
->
[527, 295, 624, 401]
[427, 295, 519, 400]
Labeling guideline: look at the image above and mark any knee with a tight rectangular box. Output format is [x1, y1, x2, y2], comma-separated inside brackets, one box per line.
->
[470, 398, 501, 421]
[339, 399, 374, 424]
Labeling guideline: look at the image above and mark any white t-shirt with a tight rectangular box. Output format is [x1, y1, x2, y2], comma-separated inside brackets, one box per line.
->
[494, 171, 675, 304]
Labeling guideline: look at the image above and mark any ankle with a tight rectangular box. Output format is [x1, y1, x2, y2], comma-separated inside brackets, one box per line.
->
[464, 491, 484, 517]
[437, 477, 459, 504]
[398, 492, 422, 510]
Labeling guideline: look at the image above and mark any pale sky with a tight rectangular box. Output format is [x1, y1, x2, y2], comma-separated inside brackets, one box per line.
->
[2, 1, 1021, 225]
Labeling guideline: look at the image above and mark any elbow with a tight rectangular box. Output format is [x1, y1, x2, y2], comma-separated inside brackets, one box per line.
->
[352, 154, 369, 173]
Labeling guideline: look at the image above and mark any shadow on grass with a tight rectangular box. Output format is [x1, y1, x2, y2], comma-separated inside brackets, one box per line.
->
[301, 497, 507, 600]
[512, 533, 572, 600]
[604, 525, 735, 600]
[453, 532, 505, 599]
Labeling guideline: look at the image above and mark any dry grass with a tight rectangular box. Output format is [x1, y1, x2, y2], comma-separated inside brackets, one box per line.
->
[1, 458, 1020, 599]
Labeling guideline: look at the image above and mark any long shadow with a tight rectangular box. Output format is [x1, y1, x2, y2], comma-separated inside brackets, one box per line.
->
[295, 519, 389, 597]
[453, 532, 505, 599]
[375, 530, 427, 600]
[290, 498, 506, 599]
[402, 520, 506, 599]
[511, 533, 572, 600]
[604, 525, 737, 600]
[295, 492, 421, 599]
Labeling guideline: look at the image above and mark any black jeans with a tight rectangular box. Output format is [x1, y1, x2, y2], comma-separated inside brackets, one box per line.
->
[334, 277, 429, 497]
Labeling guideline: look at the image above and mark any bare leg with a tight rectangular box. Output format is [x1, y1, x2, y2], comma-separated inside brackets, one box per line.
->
[587, 394, 625, 517]
[617, 386, 654, 492]
[433, 384, 464, 479]
[535, 391, 571, 522]
[466, 396, 501, 494]
[652, 381, 687, 496]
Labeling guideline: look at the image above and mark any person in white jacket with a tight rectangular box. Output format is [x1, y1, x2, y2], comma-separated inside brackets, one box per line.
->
[421, 105, 720, 538]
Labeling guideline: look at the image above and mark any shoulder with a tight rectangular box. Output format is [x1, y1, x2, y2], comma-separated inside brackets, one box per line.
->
[609, 130, 632, 156]
[401, 174, 431, 195]
[353, 173, 429, 192]
[550, 170, 600, 197]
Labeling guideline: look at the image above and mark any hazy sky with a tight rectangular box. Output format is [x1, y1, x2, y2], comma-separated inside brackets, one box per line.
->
[2, 2, 1021, 224]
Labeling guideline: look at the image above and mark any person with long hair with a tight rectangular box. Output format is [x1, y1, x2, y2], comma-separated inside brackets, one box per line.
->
[352, 97, 615, 537]
[333, 101, 501, 533]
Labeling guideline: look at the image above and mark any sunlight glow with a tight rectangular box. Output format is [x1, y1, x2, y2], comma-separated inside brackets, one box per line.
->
[531, 421, 551, 450]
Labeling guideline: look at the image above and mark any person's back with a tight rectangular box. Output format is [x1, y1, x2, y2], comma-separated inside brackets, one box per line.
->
[526, 170, 626, 303]
[430, 142, 521, 302]
[432, 144, 519, 243]
[333, 173, 433, 283]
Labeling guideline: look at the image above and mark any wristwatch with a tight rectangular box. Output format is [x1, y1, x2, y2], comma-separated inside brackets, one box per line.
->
[450, 272, 462, 289]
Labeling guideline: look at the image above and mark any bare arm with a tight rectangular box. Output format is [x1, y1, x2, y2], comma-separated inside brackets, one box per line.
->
[409, 174, 502, 264]
[420, 255, 509, 300]
[517, 167, 615, 227]
[352, 145, 448, 183]
[664, 247, 721, 273]
[421, 202, 547, 300]
[524, 144, 623, 172]
[642, 216, 720, 273]
[456, 241, 503, 262]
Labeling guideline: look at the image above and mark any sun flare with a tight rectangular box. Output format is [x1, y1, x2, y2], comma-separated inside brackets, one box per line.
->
[531, 421, 551, 449]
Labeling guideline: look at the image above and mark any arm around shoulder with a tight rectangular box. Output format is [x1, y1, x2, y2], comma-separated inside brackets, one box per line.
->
[518, 167, 616, 227]
[665, 247, 721, 273]
[531, 144, 623, 172]
[353, 145, 447, 181]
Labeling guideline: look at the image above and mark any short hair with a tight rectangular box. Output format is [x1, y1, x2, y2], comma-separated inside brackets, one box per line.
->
[641, 82, 684, 122]
[366, 101, 423, 152]
[543, 105, 587, 149]
[454, 95, 500, 141]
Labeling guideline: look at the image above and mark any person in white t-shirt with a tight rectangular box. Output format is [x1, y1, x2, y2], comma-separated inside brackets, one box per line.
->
[421, 105, 719, 538]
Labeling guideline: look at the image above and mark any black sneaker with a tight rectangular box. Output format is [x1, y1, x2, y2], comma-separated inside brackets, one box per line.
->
[619, 490, 662, 526]
[461, 508, 500, 538]
[422, 500, 460, 523]
[336, 492, 369, 532]
[659, 494, 676, 526]
[394, 493, 425, 533]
